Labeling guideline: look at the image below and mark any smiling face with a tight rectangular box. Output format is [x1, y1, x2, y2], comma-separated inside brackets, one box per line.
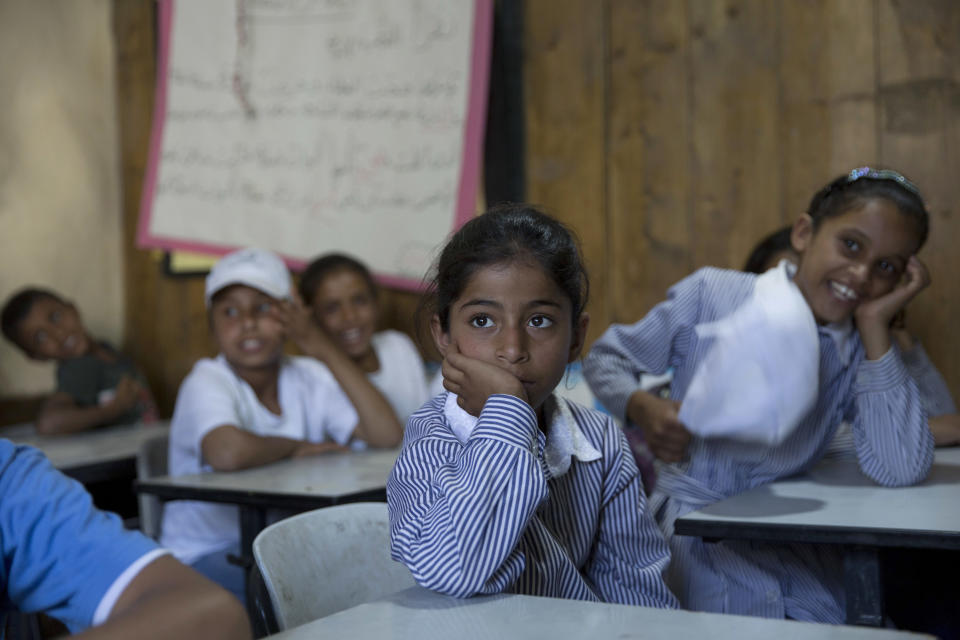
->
[210, 285, 286, 375]
[791, 198, 922, 324]
[308, 268, 378, 365]
[432, 259, 588, 413]
[16, 296, 91, 360]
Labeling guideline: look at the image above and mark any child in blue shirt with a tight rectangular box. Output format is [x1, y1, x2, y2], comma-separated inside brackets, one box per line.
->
[0, 439, 249, 638]
[585, 168, 934, 622]
[387, 204, 677, 608]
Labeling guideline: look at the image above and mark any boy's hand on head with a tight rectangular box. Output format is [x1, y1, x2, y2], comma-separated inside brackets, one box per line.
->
[292, 441, 350, 458]
[855, 256, 930, 359]
[442, 343, 527, 417]
[626, 390, 691, 463]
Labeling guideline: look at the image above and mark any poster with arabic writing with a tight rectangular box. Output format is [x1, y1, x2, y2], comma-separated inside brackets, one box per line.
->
[139, 0, 492, 289]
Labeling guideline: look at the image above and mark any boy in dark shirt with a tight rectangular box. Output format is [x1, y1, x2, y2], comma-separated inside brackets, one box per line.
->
[1, 288, 156, 434]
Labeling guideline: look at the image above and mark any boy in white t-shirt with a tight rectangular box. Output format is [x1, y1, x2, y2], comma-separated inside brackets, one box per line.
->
[160, 248, 403, 601]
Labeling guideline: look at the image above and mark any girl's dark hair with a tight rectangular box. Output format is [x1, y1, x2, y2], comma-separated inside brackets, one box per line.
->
[298, 253, 377, 305]
[806, 168, 930, 250]
[426, 203, 589, 331]
[743, 226, 794, 274]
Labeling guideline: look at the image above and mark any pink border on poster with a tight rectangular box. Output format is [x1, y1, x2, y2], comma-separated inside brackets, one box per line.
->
[137, 0, 494, 292]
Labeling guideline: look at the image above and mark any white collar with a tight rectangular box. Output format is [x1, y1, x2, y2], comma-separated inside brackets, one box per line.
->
[779, 260, 855, 366]
[818, 319, 855, 366]
[443, 392, 601, 478]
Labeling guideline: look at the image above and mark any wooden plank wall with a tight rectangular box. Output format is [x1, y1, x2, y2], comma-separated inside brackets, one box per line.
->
[526, 0, 960, 393]
[113, 0, 960, 415]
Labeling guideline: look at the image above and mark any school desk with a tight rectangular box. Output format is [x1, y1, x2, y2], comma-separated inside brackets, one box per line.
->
[265, 586, 934, 640]
[674, 447, 960, 627]
[0, 421, 171, 484]
[136, 446, 398, 551]
[135, 447, 400, 632]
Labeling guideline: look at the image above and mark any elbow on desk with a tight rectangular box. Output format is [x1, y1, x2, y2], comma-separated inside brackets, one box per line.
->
[411, 572, 487, 600]
[203, 446, 251, 472]
[34, 414, 71, 436]
[865, 459, 933, 488]
[403, 553, 495, 599]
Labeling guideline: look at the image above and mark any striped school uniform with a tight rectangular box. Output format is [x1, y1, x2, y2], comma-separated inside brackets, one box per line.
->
[583, 267, 934, 622]
[387, 392, 679, 609]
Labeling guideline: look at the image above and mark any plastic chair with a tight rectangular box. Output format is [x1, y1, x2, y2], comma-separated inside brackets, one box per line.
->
[136, 434, 168, 540]
[253, 502, 415, 630]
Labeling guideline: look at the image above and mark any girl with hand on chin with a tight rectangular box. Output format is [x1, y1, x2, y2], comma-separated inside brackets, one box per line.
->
[387, 204, 678, 609]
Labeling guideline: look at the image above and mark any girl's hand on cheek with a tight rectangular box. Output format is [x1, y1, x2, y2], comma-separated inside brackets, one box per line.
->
[855, 256, 930, 359]
[441, 343, 528, 417]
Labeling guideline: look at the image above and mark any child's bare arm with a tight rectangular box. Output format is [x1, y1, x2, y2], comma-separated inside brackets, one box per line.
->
[35, 377, 141, 435]
[71, 555, 251, 640]
[930, 414, 960, 447]
[273, 300, 403, 448]
[200, 425, 345, 472]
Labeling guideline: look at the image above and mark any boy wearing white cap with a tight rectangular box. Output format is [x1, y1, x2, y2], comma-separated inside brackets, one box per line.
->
[160, 248, 402, 600]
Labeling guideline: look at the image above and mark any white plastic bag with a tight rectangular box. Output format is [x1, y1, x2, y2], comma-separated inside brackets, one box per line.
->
[677, 261, 819, 446]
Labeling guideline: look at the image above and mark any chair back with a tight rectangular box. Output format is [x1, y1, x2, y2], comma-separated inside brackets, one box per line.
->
[253, 502, 415, 630]
[136, 434, 169, 539]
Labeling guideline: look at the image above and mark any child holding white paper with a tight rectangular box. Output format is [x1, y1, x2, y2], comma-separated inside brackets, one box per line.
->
[584, 168, 935, 622]
[744, 225, 960, 450]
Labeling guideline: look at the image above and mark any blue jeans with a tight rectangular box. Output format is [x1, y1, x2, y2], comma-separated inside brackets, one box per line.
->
[191, 545, 246, 606]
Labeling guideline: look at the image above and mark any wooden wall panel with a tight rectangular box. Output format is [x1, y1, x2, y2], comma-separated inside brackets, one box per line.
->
[876, 0, 960, 392]
[524, 0, 608, 345]
[114, 0, 212, 417]
[779, 0, 877, 223]
[688, 0, 781, 271]
[607, 0, 693, 324]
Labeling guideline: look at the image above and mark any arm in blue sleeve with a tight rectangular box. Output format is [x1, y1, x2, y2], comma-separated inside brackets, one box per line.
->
[583, 270, 708, 420]
[588, 425, 679, 608]
[851, 348, 935, 487]
[387, 395, 548, 597]
[0, 444, 158, 632]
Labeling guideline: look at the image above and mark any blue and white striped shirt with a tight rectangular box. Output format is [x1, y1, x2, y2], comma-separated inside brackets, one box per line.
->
[902, 341, 957, 417]
[387, 392, 679, 608]
[583, 267, 934, 622]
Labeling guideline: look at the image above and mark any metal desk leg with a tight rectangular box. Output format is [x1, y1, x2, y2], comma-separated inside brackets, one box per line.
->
[843, 545, 884, 626]
[238, 506, 273, 637]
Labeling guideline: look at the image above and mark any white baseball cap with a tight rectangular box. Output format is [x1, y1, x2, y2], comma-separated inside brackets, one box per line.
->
[205, 248, 292, 306]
